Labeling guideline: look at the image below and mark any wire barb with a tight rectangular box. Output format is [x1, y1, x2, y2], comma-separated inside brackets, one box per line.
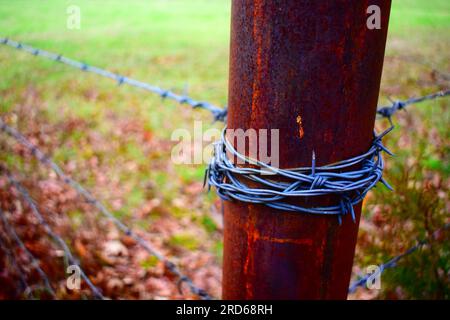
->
[377, 90, 450, 119]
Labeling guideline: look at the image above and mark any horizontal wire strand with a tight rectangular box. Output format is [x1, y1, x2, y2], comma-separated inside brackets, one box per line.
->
[349, 222, 450, 293]
[0, 37, 227, 122]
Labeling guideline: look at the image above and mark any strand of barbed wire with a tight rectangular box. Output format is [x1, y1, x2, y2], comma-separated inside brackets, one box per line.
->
[349, 221, 450, 293]
[0, 231, 31, 297]
[2, 170, 105, 299]
[2, 37, 449, 125]
[376, 89, 450, 120]
[0, 37, 227, 122]
[0, 206, 56, 298]
[0, 118, 212, 300]
[1, 37, 449, 299]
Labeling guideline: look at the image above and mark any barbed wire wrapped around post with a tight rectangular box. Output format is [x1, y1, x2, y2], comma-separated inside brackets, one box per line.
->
[0, 118, 212, 300]
[0, 37, 227, 122]
[206, 127, 393, 224]
[349, 222, 450, 293]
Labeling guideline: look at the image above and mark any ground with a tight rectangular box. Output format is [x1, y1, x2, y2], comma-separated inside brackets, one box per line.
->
[0, 0, 448, 299]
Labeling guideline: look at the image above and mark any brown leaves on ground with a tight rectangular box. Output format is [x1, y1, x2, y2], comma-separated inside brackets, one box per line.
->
[0, 95, 222, 300]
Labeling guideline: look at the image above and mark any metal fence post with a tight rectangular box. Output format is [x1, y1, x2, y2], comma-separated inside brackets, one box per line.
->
[223, 0, 392, 299]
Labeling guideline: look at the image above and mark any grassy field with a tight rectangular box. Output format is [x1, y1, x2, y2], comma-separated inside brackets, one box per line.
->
[0, 0, 449, 299]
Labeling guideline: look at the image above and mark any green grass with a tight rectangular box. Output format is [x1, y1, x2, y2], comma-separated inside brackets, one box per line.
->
[0, 0, 448, 299]
[389, 0, 450, 33]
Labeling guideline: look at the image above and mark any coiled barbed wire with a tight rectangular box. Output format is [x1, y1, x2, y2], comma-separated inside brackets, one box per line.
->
[349, 222, 450, 293]
[0, 37, 227, 122]
[0, 118, 212, 300]
[3, 172, 105, 299]
[0, 207, 56, 298]
[206, 127, 393, 224]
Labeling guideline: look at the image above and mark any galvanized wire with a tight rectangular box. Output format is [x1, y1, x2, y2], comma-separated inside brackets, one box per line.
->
[0, 37, 227, 122]
[376, 90, 450, 119]
[3, 38, 448, 124]
[206, 126, 393, 224]
[0, 118, 212, 300]
[207, 89, 449, 222]
[1, 36, 449, 298]
[349, 222, 450, 293]
[3, 171, 105, 299]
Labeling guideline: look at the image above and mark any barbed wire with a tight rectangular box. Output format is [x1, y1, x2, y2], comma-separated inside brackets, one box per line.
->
[349, 221, 450, 293]
[0, 118, 212, 300]
[376, 89, 450, 120]
[3, 38, 449, 125]
[0, 37, 228, 122]
[0, 207, 56, 298]
[2, 171, 105, 299]
[206, 126, 393, 224]
[1, 36, 449, 299]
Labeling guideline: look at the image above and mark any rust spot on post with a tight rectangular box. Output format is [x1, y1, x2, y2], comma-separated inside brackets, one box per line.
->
[296, 115, 305, 139]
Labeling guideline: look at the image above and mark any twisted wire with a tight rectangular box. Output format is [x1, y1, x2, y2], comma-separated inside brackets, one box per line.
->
[0, 118, 212, 300]
[3, 171, 105, 299]
[0, 207, 56, 297]
[3, 38, 448, 124]
[206, 126, 393, 224]
[349, 222, 450, 293]
[0, 37, 227, 122]
[377, 89, 450, 119]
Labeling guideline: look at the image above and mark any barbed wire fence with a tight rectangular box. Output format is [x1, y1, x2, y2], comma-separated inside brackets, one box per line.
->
[0, 37, 449, 299]
[0, 38, 228, 122]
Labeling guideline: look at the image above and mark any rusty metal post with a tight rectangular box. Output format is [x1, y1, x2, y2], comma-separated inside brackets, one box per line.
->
[223, 0, 391, 299]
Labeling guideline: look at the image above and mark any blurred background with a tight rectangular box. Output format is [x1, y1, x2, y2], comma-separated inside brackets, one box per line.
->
[0, 0, 448, 299]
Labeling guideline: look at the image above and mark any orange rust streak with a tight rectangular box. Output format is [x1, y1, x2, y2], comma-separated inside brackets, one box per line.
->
[296, 115, 305, 139]
[242, 210, 312, 299]
[251, 1, 265, 122]
[243, 210, 257, 299]
[257, 234, 313, 246]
